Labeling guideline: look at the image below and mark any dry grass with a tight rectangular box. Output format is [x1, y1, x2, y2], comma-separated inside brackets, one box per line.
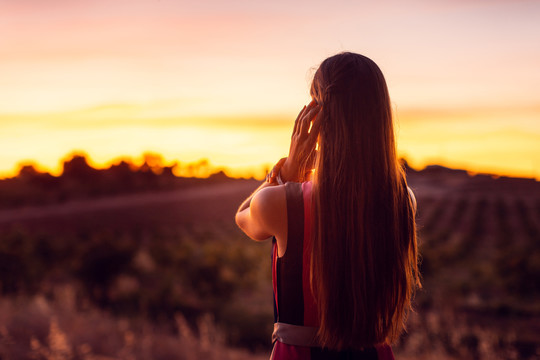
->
[0, 288, 269, 360]
[393, 307, 538, 360]
[2, 175, 540, 359]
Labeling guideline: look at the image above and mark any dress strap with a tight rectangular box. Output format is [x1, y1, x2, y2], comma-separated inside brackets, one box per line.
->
[272, 322, 319, 347]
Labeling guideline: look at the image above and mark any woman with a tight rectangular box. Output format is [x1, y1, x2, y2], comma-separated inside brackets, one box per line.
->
[235, 52, 420, 359]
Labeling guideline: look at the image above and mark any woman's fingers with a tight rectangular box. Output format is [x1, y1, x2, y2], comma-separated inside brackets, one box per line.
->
[284, 100, 321, 182]
[298, 102, 314, 135]
[294, 100, 318, 137]
[299, 103, 320, 138]
[308, 108, 322, 142]
[293, 106, 306, 136]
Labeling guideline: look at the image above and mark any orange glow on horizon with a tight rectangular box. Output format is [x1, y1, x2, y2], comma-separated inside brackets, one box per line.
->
[1, 1, 539, 182]
[3, 145, 538, 182]
[1, 152, 274, 181]
[1, 104, 539, 181]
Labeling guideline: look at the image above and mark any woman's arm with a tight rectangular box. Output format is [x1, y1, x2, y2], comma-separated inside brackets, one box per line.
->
[235, 100, 321, 242]
[235, 157, 288, 241]
[235, 183, 286, 241]
[236, 180, 273, 214]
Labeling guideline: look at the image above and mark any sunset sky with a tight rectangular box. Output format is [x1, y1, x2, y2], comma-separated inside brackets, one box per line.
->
[1, 0, 539, 179]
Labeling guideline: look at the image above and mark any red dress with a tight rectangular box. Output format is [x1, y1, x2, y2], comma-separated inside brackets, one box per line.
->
[271, 182, 395, 360]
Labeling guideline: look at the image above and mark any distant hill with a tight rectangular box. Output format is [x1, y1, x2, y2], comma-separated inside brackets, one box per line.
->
[0, 154, 239, 209]
[405, 163, 539, 198]
[0, 154, 537, 209]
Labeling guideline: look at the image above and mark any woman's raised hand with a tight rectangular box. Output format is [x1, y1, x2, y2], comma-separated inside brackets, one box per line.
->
[280, 100, 322, 182]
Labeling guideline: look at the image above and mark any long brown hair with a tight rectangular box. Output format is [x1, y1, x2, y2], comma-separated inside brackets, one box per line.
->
[309, 52, 420, 350]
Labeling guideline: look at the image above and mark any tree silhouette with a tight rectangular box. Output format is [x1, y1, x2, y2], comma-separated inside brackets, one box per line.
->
[62, 154, 98, 183]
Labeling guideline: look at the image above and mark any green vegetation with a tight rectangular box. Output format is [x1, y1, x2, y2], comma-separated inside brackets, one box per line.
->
[412, 192, 540, 359]
[0, 221, 273, 350]
[1, 161, 539, 359]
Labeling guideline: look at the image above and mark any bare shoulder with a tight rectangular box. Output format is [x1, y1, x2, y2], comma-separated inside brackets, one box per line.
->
[250, 185, 287, 238]
[251, 185, 287, 214]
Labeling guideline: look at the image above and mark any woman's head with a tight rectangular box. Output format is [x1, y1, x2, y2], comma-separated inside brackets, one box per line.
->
[310, 52, 395, 183]
[311, 52, 390, 109]
[309, 52, 420, 349]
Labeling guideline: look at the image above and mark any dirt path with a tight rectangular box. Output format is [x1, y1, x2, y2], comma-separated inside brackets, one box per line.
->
[0, 180, 259, 224]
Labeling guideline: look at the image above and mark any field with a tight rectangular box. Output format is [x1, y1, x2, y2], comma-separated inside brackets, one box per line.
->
[0, 168, 539, 359]
[401, 168, 540, 359]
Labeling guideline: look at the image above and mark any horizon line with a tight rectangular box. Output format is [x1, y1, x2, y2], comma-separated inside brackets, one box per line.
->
[3, 150, 538, 182]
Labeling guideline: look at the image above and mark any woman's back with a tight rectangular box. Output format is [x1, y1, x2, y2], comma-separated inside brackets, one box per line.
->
[271, 182, 395, 360]
[235, 52, 420, 358]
